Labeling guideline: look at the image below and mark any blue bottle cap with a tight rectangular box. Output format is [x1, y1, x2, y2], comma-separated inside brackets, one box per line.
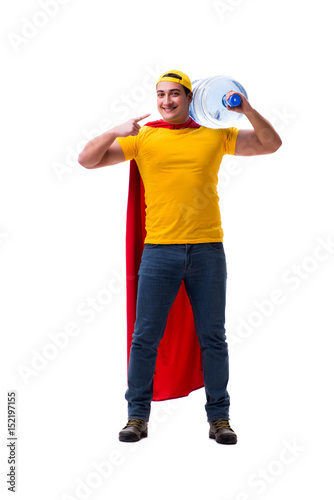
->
[229, 94, 241, 107]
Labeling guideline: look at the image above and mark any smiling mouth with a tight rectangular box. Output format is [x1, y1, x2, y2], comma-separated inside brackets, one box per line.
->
[163, 107, 177, 112]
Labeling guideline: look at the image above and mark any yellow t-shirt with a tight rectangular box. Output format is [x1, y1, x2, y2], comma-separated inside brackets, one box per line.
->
[116, 125, 239, 244]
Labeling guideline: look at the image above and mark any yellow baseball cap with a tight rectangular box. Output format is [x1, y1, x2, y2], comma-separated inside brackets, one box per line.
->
[156, 70, 192, 91]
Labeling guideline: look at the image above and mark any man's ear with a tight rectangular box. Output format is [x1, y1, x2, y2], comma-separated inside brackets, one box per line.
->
[187, 91, 193, 104]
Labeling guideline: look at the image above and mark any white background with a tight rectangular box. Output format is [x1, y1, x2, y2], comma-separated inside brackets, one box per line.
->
[1, 0, 333, 499]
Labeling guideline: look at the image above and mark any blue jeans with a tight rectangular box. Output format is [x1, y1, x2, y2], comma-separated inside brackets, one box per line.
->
[126, 242, 230, 422]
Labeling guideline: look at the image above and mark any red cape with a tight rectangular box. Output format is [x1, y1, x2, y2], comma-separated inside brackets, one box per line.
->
[125, 117, 204, 401]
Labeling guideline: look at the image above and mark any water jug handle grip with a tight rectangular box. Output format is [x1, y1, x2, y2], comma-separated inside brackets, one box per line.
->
[222, 93, 241, 108]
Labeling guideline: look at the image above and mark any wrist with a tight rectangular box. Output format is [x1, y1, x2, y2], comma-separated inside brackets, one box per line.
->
[108, 127, 120, 139]
[243, 104, 255, 117]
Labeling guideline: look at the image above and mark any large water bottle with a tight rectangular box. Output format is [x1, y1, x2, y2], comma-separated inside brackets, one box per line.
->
[189, 75, 248, 128]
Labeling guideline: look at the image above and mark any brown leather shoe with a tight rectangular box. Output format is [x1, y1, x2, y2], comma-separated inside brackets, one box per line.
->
[119, 419, 148, 442]
[209, 419, 237, 444]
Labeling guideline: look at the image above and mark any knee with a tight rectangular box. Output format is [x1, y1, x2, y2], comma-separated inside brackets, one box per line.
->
[199, 330, 228, 351]
[131, 331, 160, 351]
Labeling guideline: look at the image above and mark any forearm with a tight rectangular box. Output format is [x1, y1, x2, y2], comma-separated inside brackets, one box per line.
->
[78, 129, 118, 168]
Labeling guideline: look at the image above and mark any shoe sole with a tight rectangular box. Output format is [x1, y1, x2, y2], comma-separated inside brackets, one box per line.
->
[119, 431, 148, 442]
[209, 432, 237, 445]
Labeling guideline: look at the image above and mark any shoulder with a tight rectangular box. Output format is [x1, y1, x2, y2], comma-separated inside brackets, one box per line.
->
[195, 126, 230, 136]
[139, 125, 162, 139]
[194, 126, 236, 140]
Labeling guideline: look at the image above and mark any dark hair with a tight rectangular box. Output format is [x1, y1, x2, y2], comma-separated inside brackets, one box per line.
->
[162, 72, 191, 96]
[163, 72, 182, 80]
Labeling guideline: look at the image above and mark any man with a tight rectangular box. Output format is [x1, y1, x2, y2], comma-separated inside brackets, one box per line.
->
[78, 70, 282, 445]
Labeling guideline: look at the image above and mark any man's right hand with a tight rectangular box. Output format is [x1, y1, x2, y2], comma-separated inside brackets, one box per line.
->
[113, 113, 151, 137]
[78, 113, 151, 169]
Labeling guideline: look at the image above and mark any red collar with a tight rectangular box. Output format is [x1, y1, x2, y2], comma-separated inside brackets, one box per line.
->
[144, 117, 200, 129]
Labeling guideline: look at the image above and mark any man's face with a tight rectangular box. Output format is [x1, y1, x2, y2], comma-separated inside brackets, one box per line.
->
[156, 81, 193, 124]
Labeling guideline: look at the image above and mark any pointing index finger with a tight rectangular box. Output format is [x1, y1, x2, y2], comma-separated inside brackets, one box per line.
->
[134, 113, 151, 123]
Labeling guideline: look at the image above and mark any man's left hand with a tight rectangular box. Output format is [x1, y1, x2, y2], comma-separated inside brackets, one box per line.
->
[225, 91, 252, 115]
